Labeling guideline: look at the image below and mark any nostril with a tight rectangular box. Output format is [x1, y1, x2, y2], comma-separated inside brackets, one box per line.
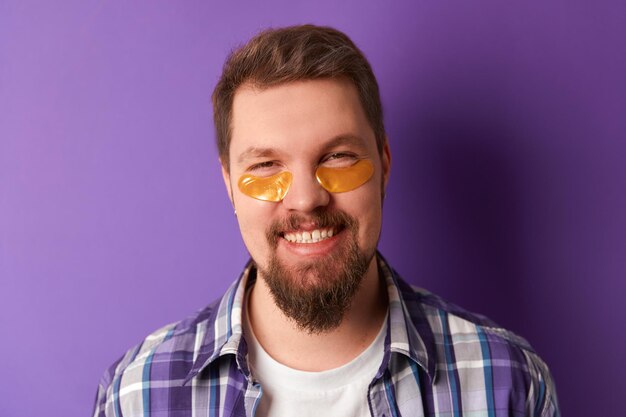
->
[281, 175, 331, 211]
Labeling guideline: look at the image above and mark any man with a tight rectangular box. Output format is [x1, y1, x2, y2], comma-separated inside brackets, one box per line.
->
[93, 25, 559, 417]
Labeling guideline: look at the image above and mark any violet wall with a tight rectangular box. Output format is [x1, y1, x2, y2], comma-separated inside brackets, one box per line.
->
[1, 1, 624, 416]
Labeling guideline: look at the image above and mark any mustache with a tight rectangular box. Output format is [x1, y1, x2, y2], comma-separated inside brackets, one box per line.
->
[266, 209, 357, 245]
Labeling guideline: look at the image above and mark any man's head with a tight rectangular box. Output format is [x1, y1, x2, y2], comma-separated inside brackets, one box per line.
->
[212, 24, 386, 170]
[214, 25, 391, 333]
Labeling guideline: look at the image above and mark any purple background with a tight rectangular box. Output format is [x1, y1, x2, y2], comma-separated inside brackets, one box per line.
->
[1, 1, 624, 416]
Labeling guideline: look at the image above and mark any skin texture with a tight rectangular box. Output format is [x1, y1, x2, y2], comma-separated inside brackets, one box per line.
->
[221, 78, 391, 370]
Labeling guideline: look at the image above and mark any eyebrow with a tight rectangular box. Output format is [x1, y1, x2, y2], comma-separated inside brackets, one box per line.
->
[237, 147, 280, 164]
[321, 134, 367, 151]
[236, 134, 368, 164]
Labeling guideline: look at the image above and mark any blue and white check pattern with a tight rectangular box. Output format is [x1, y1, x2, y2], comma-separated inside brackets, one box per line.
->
[93, 254, 559, 416]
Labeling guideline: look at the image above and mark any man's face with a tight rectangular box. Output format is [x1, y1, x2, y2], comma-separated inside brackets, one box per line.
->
[222, 78, 390, 331]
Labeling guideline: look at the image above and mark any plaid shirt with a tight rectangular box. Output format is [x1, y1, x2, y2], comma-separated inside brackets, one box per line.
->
[93, 254, 559, 417]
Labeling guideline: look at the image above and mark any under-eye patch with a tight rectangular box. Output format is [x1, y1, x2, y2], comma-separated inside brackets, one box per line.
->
[315, 159, 374, 193]
[238, 159, 374, 202]
[238, 171, 293, 202]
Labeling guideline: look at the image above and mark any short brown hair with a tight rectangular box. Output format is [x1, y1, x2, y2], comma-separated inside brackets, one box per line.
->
[212, 24, 386, 169]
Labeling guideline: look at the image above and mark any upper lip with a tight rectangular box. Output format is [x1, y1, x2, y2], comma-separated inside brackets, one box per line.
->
[283, 226, 332, 233]
[286, 222, 322, 232]
[280, 225, 341, 237]
[274, 216, 347, 237]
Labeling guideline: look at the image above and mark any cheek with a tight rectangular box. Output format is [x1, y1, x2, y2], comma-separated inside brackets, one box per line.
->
[352, 175, 384, 236]
[336, 180, 383, 225]
[234, 198, 274, 245]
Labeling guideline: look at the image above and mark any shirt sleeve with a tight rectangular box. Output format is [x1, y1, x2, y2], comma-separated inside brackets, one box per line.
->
[524, 350, 560, 417]
[92, 380, 107, 417]
[92, 356, 123, 417]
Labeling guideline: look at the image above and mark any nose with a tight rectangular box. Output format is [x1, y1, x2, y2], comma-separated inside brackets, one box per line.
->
[281, 168, 330, 212]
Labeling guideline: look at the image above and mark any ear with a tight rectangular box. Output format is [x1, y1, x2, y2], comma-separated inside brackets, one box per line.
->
[381, 137, 392, 188]
[220, 158, 234, 207]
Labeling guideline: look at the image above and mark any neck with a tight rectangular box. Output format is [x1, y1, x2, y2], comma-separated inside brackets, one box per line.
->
[247, 255, 388, 372]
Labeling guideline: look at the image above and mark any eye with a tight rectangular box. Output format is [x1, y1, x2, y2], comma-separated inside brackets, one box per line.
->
[247, 160, 282, 176]
[249, 161, 275, 171]
[327, 152, 350, 160]
[322, 152, 358, 167]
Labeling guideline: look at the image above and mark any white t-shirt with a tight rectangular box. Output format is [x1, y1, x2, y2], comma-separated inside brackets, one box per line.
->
[244, 316, 387, 417]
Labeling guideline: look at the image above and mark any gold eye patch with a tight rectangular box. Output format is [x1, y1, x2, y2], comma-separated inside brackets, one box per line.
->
[238, 171, 293, 202]
[315, 159, 374, 193]
[238, 159, 374, 201]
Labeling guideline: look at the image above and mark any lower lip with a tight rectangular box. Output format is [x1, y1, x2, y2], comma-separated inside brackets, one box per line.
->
[278, 231, 343, 257]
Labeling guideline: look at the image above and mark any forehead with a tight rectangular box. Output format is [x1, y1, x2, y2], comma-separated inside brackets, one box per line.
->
[229, 79, 375, 162]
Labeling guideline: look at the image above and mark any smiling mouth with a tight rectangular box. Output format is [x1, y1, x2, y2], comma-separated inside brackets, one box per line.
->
[281, 227, 341, 244]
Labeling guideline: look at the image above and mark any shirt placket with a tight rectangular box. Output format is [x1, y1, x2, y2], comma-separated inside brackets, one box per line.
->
[244, 380, 262, 417]
[368, 371, 398, 417]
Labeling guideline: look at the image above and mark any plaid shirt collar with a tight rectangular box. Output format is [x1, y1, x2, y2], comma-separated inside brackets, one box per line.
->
[182, 252, 437, 386]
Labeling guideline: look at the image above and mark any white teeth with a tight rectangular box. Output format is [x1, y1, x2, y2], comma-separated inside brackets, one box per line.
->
[283, 228, 335, 244]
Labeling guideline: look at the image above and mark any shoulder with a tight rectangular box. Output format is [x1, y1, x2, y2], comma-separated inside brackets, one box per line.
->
[92, 299, 220, 417]
[395, 274, 531, 350]
[395, 276, 560, 416]
[115, 299, 219, 373]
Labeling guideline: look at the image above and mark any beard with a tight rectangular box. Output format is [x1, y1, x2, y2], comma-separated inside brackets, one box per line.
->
[258, 209, 373, 334]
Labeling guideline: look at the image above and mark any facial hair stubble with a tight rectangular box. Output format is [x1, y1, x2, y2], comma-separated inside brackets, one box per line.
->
[260, 209, 373, 334]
